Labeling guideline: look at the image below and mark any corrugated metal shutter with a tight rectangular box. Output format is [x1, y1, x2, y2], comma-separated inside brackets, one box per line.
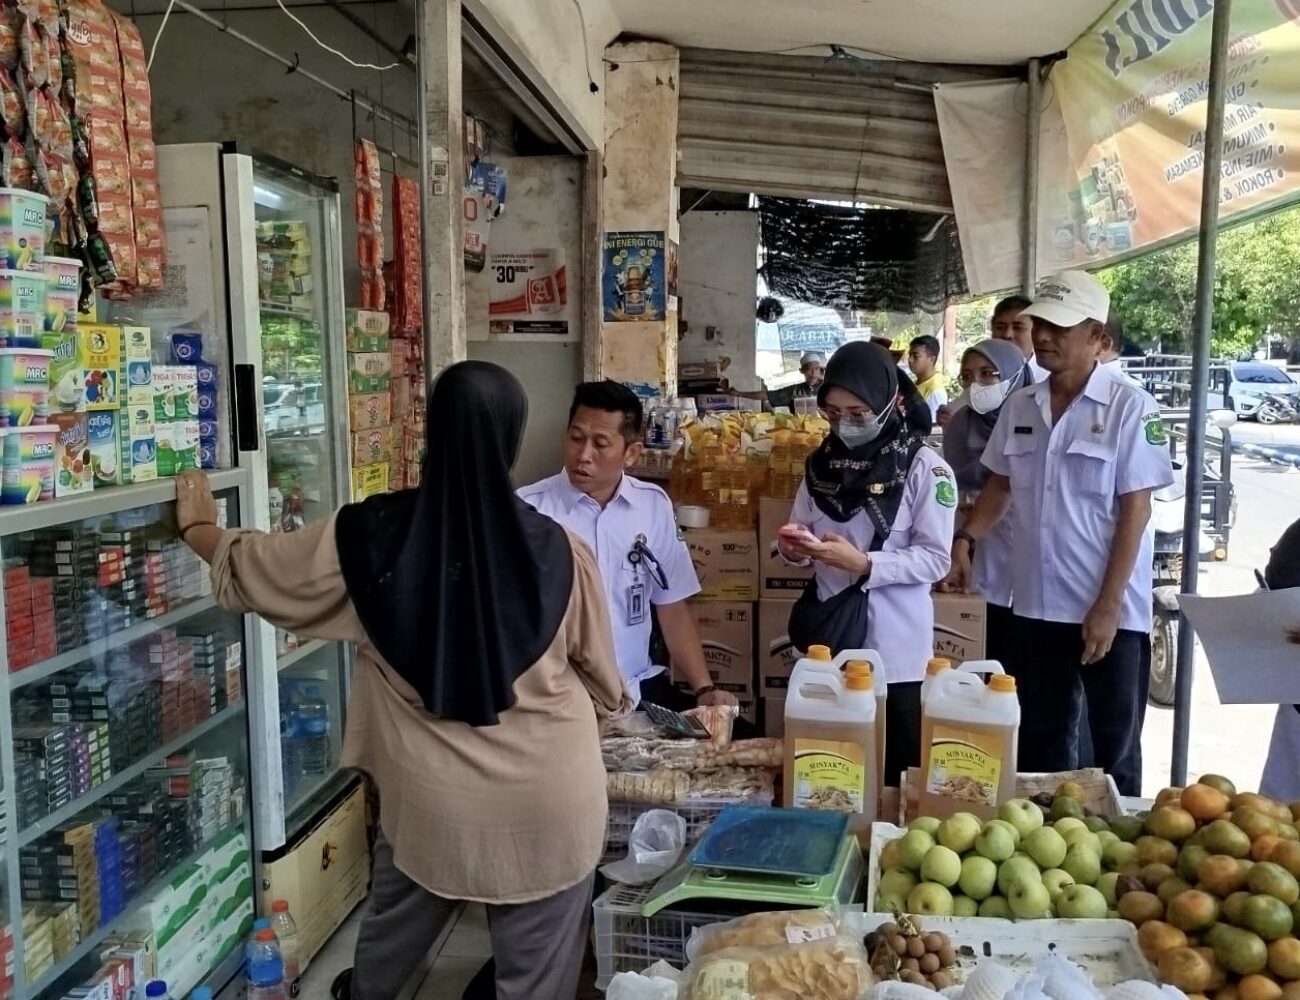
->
[678, 49, 960, 214]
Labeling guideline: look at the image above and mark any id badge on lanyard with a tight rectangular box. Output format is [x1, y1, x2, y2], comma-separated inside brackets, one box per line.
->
[627, 579, 646, 626]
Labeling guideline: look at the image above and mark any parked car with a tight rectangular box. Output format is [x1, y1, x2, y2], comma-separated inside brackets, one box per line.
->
[1212, 362, 1300, 421]
[263, 380, 325, 436]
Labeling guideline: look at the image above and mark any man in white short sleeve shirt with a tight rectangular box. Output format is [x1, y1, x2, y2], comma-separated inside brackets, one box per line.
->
[519, 381, 737, 710]
[950, 271, 1174, 795]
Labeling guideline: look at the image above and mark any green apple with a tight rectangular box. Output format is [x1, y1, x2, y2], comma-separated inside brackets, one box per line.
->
[909, 816, 942, 837]
[998, 856, 1042, 896]
[999, 798, 1046, 839]
[1042, 868, 1077, 901]
[1024, 827, 1068, 869]
[1103, 841, 1140, 872]
[907, 882, 955, 916]
[1061, 844, 1103, 886]
[1008, 878, 1052, 919]
[1053, 817, 1089, 838]
[937, 812, 983, 854]
[1064, 828, 1104, 856]
[879, 869, 918, 900]
[958, 855, 998, 901]
[953, 894, 979, 917]
[975, 823, 1017, 863]
[979, 895, 1012, 918]
[1057, 883, 1109, 919]
[1097, 872, 1122, 907]
[985, 818, 1023, 847]
[897, 829, 935, 872]
[920, 845, 963, 888]
[875, 892, 907, 913]
[1097, 830, 1121, 852]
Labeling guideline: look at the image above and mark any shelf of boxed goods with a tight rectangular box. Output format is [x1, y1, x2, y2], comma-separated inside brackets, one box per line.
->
[24, 812, 250, 997]
[0, 470, 245, 539]
[15, 702, 244, 850]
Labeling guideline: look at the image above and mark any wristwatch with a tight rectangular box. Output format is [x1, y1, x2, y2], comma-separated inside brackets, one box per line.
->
[954, 529, 976, 548]
[694, 684, 718, 700]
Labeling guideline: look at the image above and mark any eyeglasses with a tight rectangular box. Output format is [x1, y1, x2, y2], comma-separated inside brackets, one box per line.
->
[822, 405, 873, 421]
[958, 370, 1001, 387]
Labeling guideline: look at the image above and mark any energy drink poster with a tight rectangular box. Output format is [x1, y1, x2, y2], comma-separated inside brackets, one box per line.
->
[602, 231, 667, 322]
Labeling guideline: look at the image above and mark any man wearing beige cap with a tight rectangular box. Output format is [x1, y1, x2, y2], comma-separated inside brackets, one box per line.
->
[949, 270, 1174, 794]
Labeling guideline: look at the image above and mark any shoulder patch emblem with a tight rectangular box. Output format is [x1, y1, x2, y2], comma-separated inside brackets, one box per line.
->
[1143, 412, 1167, 446]
[935, 480, 957, 508]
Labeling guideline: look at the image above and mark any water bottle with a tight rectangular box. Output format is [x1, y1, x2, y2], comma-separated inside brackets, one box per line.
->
[295, 686, 331, 777]
[270, 899, 301, 997]
[279, 696, 300, 797]
[246, 926, 287, 1000]
[144, 982, 171, 1000]
[190, 989, 213, 1000]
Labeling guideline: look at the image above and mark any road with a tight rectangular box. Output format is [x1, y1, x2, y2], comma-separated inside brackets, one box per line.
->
[1139, 421, 1300, 797]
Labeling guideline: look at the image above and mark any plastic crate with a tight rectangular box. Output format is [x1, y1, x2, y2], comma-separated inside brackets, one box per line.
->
[602, 794, 773, 866]
[592, 881, 733, 989]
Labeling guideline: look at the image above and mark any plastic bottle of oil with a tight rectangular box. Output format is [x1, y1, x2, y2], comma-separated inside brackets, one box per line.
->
[729, 453, 751, 529]
[917, 662, 1019, 821]
[697, 432, 722, 516]
[767, 430, 791, 499]
[920, 657, 953, 705]
[783, 661, 878, 825]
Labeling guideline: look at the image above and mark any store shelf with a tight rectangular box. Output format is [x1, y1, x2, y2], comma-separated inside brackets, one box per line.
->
[259, 301, 316, 321]
[17, 702, 244, 848]
[285, 767, 349, 832]
[26, 819, 246, 997]
[11, 597, 221, 690]
[278, 638, 328, 672]
[0, 469, 246, 537]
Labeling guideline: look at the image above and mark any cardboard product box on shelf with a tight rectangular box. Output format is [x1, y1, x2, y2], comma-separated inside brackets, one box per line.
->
[757, 599, 799, 697]
[763, 694, 785, 738]
[671, 601, 755, 693]
[933, 591, 987, 664]
[683, 530, 758, 602]
[758, 497, 813, 599]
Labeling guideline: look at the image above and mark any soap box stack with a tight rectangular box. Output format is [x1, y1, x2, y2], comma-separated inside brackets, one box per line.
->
[346, 310, 393, 501]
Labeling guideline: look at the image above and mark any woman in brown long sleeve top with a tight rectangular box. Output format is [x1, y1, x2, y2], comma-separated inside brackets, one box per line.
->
[175, 362, 630, 1000]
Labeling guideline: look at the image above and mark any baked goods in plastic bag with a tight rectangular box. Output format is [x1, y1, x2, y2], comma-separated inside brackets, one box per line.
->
[683, 936, 874, 1000]
[688, 910, 844, 960]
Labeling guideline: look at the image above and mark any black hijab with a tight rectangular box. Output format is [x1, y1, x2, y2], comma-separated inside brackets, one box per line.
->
[805, 341, 931, 533]
[1264, 518, 1300, 591]
[334, 361, 574, 727]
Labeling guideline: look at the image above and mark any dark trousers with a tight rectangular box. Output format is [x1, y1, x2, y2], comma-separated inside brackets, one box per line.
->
[1005, 616, 1150, 797]
[985, 602, 1017, 669]
[884, 681, 922, 792]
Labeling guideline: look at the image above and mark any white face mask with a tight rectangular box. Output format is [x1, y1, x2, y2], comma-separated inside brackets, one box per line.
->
[968, 380, 1011, 415]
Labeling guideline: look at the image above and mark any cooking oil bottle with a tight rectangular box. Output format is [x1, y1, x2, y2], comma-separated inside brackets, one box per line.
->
[784, 658, 879, 825]
[697, 432, 722, 516]
[920, 657, 952, 705]
[917, 662, 1019, 820]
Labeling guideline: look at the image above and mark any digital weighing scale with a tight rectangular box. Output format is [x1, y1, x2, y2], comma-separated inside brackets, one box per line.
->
[641, 806, 864, 916]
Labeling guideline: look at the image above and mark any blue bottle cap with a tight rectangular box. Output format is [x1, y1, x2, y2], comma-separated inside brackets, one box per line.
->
[253, 917, 272, 930]
[145, 982, 168, 998]
[191, 989, 214, 1000]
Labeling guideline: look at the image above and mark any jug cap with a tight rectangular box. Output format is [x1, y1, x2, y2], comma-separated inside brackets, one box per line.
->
[989, 674, 1017, 693]
[807, 644, 833, 661]
[845, 665, 874, 691]
[926, 657, 952, 676]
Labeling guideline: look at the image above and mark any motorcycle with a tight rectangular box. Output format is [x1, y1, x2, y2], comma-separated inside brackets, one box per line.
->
[1256, 392, 1299, 425]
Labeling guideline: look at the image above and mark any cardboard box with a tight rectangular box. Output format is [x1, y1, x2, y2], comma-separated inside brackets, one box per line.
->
[933, 592, 987, 663]
[757, 599, 799, 696]
[684, 530, 758, 602]
[758, 498, 813, 598]
[672, 601, 754, 692]
[763, 695, 785, 738]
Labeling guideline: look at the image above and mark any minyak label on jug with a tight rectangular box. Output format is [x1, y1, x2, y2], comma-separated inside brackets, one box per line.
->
[792, 738, 865, 812]
[925, 726, 1002, 807]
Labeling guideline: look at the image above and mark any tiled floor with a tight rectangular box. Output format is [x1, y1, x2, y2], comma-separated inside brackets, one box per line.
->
[295, 902, 493, 999]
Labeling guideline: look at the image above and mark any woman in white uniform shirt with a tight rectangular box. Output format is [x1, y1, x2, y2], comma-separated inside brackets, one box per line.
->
[777, 342, 956, 787]
[942, 339, 1032, 667]
[1260, 518, 1300, 803]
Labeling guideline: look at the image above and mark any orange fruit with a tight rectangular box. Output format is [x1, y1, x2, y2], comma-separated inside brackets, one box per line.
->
[1139, 920, 1189, 962]
[1185, 784, 1233, 823]
[1160, 947, 1216, 994]
[1271, 841, 1300, 880]
[1239, 974, 1284, 1000]
[1255, 836, 1285, 863]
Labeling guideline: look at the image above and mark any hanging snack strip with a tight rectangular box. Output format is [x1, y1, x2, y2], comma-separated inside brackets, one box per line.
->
[354, 138, 384, 311]
[390, 172, 421, 335]
[109, 10, 162, 295]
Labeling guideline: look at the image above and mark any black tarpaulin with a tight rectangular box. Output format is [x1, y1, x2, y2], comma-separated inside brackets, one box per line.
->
[758, 198, 968, 315]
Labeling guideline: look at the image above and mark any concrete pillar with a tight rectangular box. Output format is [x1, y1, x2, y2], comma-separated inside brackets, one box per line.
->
[599, 41, 680, 395]
[418, 0, 466, 377]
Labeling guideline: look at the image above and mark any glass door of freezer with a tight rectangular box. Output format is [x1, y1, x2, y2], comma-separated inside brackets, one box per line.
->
[248, 157, 353, 839]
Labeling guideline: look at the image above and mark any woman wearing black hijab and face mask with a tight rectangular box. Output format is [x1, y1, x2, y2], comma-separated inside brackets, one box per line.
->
[775, 341, 957, 787]
[174, 361, 629, 1000]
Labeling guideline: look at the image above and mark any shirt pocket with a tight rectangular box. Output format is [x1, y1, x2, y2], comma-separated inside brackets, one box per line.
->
[1064, 438, 1118, 499]
[1001, 433, 1038, 489]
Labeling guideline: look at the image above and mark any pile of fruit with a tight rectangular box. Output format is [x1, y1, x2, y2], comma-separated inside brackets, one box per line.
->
[864, 914, 959, 991]
[875, 775, 1300, 1000]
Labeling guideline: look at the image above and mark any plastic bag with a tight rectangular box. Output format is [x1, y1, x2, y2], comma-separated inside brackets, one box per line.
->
[682, 936, 874, 1000]
[685, 704, 738, 746]
[599, 808, 685, 885]
[607, 966, 682, 1000]
[688, 909, 842, 962]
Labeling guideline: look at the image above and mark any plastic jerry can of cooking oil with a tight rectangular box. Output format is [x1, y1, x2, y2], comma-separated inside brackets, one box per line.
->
[783, 662, 878, 825]
[790, 646, 889, 801]
[920, 658, 1005, 705]
[917, 660, 1019, 821]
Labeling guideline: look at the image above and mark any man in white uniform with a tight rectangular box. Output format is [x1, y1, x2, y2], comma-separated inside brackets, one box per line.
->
[990, 294, 1050, 383]
[519, 381, 737, 709]
[951, 272, 1174, 795]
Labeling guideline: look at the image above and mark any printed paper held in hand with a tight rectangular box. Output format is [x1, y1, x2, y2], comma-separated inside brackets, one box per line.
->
[1180, 589, 1300, 705]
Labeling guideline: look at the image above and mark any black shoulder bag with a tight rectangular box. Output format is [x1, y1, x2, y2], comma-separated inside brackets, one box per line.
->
[786, 530, 886, 655]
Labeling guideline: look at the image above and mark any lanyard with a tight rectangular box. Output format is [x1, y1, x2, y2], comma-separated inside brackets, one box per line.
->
[627, 535, 669, 590]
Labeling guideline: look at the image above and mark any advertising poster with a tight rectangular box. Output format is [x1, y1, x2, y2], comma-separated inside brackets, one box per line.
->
[487, 248, 569, 336]
[602, 231, 667, 322]
[937, 1, 1300, 292]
